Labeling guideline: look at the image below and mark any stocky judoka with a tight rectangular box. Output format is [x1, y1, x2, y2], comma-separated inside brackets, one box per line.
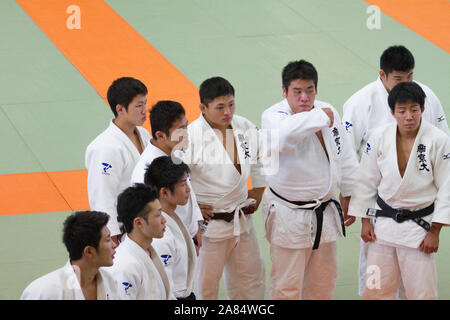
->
[348, 82, 450, 300]
[21, 211, 117, 300]
[145, 156, 197, 300]
[261, 60, 359, 300]
[181, 77, 266, 300]
[85, 77, 150, 244]
[342, 45, 450, 296]
[131, 100, 203, 247]
[109, 184, 175, 300]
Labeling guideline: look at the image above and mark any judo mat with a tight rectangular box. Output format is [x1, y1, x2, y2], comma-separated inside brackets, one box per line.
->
[0, 0, 449, 299]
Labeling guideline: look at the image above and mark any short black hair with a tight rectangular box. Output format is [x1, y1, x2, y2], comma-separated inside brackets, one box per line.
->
[62, 211, 109, 261]
[117, 183, 159, 233]
[107, 77, 148, 117]
[144, 156, 190, 194]
[388, 82, 426, 112]
[380, 45, 415, 75]
[199, 77, 235, 106]
[282, 60, 318, 91]
[150, 100, 185, 139]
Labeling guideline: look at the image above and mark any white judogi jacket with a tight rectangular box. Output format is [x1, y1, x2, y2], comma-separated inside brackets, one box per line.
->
[108, 235, 174, 300]
[348, 121, 450, 248]
[85, 121, 150, 236]
[342, 78, 449, 157]
[182, 114, 266, 240]
[20, 260, 117, 300]
[152, 212, 197, 298]
[130, 141, 203, 238]
[261, 99, 359, 249]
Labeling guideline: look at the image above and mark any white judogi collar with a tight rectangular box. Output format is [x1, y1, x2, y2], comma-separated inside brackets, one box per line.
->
[108, 120, 147, 159]
[146, 139, 167, 157]
[61, 260, 85, 300]
[130, 138, 167, 184]
[66, 260, 113, 300]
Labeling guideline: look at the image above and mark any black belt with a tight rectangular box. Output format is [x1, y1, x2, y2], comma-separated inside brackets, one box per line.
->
[269, 188, 346, 250]
[210, 206, 255, 223]
[366, 197, 433, 231]
[176, 292, 196, 300]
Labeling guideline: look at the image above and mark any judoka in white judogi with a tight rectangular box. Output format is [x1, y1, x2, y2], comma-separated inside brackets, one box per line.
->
[85, 121, 150, 236]
[108, 235, 174, 300]
[342, 77, 449, 296]
[261, 98, 359, 299]
[152, 211, 197, 299]
[182, 113, 266, 300]
[342, 78, 449, 158]
[20, 260, 117, 300]
[348, 121, 450, 299]
[131, 141, 203, 238]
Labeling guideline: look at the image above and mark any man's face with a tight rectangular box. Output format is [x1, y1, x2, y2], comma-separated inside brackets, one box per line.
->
[283, 79, 317, 113]
[166, 174, 191, 206]
[93, 226, 116, 267]
[200, 95, 235, 129]
[117, 94, 147, 126]
[391, 100, 423, 134]
[380, 70, 414, 92]
[141, 199, 166, 239]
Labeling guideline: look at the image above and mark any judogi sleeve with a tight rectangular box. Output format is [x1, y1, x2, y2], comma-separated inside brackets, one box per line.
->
[113, 268, 141, 300]
[249, 122, 267, 188]
[426, 89, 449, 135]
[342, 96, 368, 156]
[334, 110, 359, 197]
[20, 284, 57, 300]
[85, 146, 123, 236]
[188, 183, 204, 224]
[348, 133, 382, 218]
[431, 138, 450, 225]
[261, 107, 330, 152]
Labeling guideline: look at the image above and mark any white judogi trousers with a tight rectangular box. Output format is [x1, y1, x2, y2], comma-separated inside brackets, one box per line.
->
[269, 242, 337, 300]
[363, 241, 437, 300]
[194, 223, 265, 300]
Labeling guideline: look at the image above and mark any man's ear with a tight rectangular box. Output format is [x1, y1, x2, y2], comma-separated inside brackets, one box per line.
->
[154, 130, 167, 141]
[199, 103, 207, 114]
[133, 216, 146, 233]
[379, 70, 386, 81]
[116, 104, 126, 116]
[83, 246, 96, 258]
[159, 187, 171, 200]
[282, 86, 287, 98]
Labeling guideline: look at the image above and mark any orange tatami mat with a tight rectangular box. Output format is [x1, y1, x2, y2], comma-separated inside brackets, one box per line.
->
[366, 0, 450, 53]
